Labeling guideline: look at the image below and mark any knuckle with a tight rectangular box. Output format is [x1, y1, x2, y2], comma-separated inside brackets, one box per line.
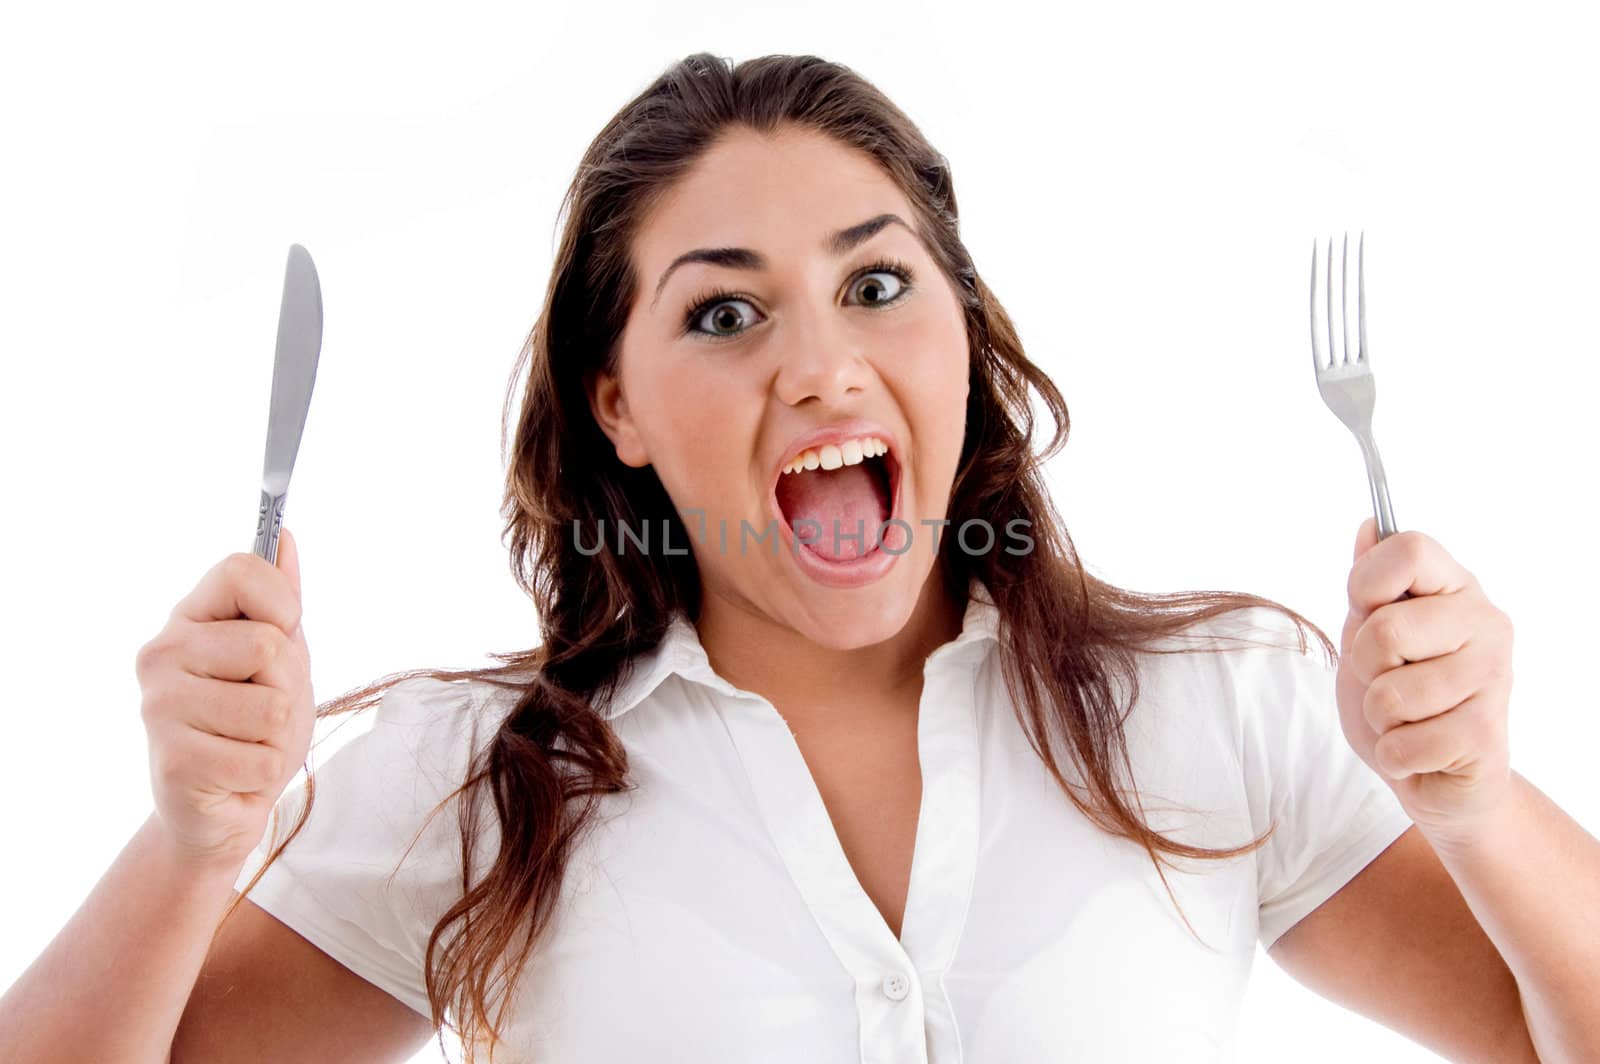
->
[139, 687, 163, 726]
[134, 637, 167, 677]
[141, 679, 185, 727]
[248, 625, 281, 667]
[1365, 681, 1403, 729]
[264, 691, 292, 733]
[257, 750, 285, 789]
[1374, 611, 1406, 652]
[223, 746, 256, 789]
[1399, 531, 1431, 564]
[1387, 728, 1410, 768]
[222, 552, 257, 587]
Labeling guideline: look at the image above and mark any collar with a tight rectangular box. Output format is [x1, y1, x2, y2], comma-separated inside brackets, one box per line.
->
[599, 578, 1001, 721]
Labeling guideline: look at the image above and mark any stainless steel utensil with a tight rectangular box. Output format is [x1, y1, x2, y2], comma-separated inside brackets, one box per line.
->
[1310, 231, 1409, 599]
[253, 244, 323, 565]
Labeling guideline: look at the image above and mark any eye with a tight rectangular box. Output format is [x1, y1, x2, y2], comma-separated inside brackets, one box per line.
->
[680, 257, 917, 342]
[682, 289, 758, 341]
[848, 259, 913, 307]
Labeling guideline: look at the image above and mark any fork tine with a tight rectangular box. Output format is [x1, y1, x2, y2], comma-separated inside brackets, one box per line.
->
[1341, 231, 1350, 366]
[1358, 230, 1367, 364]
[1310, 238, 1323, 369]
[1326, 235, 1336, 364]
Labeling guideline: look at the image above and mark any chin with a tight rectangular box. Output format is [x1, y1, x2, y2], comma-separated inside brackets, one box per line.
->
[787, 566, 926, 648]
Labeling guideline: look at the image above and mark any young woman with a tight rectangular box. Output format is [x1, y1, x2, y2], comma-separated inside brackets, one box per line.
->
[6, 51, 1594, 1064]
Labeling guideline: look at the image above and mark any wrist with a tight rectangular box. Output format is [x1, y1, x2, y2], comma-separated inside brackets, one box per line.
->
[139, 812, 254, 887]
[1424, 771, 1525, 865]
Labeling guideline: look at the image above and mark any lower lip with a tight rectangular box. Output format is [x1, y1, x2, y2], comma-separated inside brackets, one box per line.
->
[767, 459, 903, 590]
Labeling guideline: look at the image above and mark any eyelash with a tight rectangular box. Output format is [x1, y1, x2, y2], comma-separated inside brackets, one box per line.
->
[679, 256, 918, 342]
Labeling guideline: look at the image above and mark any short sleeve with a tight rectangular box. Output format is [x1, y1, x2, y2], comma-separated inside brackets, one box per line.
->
[1222, 610, 1416, 951]
[232, 676, 505, 1017]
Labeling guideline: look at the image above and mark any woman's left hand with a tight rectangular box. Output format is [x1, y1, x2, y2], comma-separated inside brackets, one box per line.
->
[1336, 516, 1516, 851]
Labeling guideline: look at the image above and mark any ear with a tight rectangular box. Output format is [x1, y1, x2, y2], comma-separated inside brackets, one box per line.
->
[585, 368, 651, 468]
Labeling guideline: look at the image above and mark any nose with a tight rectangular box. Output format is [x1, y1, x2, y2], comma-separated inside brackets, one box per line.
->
[771, 309, 873, 407]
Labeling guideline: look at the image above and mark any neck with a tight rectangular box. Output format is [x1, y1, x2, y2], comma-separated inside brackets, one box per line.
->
[694, 569, 967, 714]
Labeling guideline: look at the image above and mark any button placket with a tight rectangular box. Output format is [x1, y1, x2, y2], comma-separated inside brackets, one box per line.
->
[700, 594, 995, 1064]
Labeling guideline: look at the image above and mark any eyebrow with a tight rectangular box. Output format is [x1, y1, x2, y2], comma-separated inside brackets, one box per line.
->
[650, 212, 916, 310]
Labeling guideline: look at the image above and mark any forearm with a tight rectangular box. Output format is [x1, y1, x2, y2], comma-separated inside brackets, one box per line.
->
[0, 811, 246, 1064]
[1430, 771, 1600, 1064]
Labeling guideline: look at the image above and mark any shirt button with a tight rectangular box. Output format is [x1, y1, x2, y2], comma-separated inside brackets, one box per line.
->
[881, 972, 910, 1001]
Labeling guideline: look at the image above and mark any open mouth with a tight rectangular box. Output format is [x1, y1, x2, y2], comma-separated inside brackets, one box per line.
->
[771, 434, 901, 563]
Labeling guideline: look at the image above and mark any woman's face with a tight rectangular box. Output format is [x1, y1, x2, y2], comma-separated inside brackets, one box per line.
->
[591, 124, 971, 649]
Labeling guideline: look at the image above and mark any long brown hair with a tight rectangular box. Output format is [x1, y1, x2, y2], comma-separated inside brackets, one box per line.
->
[227, 51, 1333, 1062]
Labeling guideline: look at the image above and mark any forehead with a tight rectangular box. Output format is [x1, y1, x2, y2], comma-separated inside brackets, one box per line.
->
[633, 126, 914, 258]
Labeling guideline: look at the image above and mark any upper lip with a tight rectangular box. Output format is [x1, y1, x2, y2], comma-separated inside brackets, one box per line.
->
[770, 418, 900, 485]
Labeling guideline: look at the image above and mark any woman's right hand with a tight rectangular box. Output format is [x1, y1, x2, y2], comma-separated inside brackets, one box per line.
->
[134, 526, 315, 871]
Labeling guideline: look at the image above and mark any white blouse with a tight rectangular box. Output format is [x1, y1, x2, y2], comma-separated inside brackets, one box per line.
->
[234, 584, 1415, 1062]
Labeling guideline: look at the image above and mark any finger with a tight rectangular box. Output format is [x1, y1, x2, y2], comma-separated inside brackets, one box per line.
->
[1353, 515, 1378, 563]
[1372, 691, 1503, 780]
[1349, 592, 1475, 683]
[177, 551, 302, 639]
[168, 727, 289, 795]
[1348, 529, 1473, 617]
[278, 525, 302, 605]
[172, 618, 301, 689]
[167, 673, 298, 744]
[1361, 650, 1495, 733]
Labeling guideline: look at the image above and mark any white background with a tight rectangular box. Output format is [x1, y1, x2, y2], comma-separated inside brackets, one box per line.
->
[3, 2, 1596, 1061]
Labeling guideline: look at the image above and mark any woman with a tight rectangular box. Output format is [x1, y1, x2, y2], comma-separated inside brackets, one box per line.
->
[5, 52, 1589, 1064]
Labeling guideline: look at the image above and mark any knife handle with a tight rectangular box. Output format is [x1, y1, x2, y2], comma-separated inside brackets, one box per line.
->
[254, 488, 288, 565]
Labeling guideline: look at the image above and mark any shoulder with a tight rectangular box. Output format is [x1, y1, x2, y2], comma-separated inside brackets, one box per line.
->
[369, 674, 514, 737]
[1137, 604, 1333, 699]
[1124, 603, 1327, 696]
[1117, 605, 1339, 769]
[325, 675, 524, 796]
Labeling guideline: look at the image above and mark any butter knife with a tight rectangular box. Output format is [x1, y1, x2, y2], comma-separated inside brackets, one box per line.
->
[252, 243, 323, 565]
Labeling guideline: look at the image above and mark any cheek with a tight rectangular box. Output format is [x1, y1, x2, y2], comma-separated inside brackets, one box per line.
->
[893, 317, 970, 462]
[639, 362, 755, 506]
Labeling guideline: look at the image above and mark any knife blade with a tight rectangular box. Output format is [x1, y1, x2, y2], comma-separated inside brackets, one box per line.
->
[253, 243, 323, 566]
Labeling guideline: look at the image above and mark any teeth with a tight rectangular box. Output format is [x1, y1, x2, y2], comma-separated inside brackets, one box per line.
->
[780, 435, 890, 475]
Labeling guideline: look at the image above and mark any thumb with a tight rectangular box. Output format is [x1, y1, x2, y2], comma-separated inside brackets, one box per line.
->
[277, 525, 302, 601]
[1353, 514, 1379, 562]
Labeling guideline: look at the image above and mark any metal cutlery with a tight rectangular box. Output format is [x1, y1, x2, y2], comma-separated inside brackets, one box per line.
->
[1310, 231, 1409, 599]
[253, 244, 323, 566]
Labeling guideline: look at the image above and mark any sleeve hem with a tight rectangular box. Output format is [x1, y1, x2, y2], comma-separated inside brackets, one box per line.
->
[1257, 798, 1415, 951]
[240, 862, 436, 1020]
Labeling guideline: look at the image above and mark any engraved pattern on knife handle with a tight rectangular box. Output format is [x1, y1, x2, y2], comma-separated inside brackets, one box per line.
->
[255, 488, 287, 566]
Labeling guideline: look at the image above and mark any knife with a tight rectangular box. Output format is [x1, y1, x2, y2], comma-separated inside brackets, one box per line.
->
[253, 243, 323, 566]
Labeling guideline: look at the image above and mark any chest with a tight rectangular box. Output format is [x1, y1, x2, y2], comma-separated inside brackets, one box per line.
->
[789, 708, 924, 940]
[501, 674, 1259, 1064]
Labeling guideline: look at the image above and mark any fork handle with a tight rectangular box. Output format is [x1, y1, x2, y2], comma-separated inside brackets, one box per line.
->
[1355, 429, 1412, 601]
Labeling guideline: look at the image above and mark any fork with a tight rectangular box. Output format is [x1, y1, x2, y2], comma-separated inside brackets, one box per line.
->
[1310, 231, 1409, 597]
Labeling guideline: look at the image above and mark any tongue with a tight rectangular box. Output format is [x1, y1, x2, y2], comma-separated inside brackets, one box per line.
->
[775, 463, 889, 561]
